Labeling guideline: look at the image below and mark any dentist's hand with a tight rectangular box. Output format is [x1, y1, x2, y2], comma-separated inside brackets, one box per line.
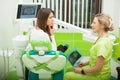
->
[78, 62, 85, 67]
[78, 61, 89, 67]
[74, 67, 82, 73]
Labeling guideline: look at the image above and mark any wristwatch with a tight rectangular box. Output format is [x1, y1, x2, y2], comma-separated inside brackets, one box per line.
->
[81, 69, 86, 74]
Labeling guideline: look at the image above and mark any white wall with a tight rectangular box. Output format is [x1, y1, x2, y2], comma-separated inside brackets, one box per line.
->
[0, 0, 19, 49]
[102, 0, 120, 36]
[0, 0, 18, 79]
[0, 0, 34, 49]
[102, 0, 120, 78]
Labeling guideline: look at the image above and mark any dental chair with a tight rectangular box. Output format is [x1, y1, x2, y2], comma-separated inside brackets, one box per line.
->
[22, 40, 66, 80]
[116, 58, 120, 80]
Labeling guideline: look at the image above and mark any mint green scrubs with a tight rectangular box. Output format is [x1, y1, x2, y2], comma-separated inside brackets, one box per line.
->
[64, 36, 112, 80]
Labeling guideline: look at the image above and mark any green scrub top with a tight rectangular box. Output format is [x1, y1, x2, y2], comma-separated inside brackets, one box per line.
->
[89, 36, 112, 79]
[64, 36, 112, 80]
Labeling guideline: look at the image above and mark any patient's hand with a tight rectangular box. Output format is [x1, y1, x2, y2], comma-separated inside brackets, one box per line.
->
[48, 26, 54, 36]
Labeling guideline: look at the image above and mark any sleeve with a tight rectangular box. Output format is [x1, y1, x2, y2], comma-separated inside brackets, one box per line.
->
[50, 35, 57, 51]
[96, 41, 108, 58]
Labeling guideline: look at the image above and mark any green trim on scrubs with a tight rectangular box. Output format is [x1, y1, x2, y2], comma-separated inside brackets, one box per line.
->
[64, 36, 112, 80]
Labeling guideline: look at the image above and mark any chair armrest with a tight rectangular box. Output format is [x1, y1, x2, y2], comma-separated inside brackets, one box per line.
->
[116, 67, 120, 80]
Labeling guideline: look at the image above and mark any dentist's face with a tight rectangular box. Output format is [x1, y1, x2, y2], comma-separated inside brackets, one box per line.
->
[47, 12, 54, 27]
[91, 17, 102, 33]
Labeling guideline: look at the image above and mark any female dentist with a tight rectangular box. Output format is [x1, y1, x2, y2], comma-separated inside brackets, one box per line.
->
[64, 13, 114, 80]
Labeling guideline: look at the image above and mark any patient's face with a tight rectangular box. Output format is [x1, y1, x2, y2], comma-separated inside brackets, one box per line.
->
[47, 12, 54, 27]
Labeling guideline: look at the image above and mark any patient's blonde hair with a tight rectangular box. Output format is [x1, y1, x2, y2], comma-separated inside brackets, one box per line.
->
[95, 13, 114, 32]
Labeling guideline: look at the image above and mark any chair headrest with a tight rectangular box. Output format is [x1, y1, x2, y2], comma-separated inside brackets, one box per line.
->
[30, 40, 52, 52]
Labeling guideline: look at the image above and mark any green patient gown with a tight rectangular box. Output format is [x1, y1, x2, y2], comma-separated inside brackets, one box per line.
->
[64, 36, 112, 80]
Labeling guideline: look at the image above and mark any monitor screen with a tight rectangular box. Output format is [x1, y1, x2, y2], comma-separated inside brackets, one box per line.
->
[17, 4, 41, 19]
[68, 50, 82, 65]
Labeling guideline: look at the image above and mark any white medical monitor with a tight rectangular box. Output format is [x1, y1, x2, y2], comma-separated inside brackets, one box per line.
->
[17, 3, 41, 19]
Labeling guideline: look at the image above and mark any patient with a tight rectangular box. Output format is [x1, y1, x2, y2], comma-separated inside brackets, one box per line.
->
[64, 13, 114, 80]
[25, 8, 67, 80]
